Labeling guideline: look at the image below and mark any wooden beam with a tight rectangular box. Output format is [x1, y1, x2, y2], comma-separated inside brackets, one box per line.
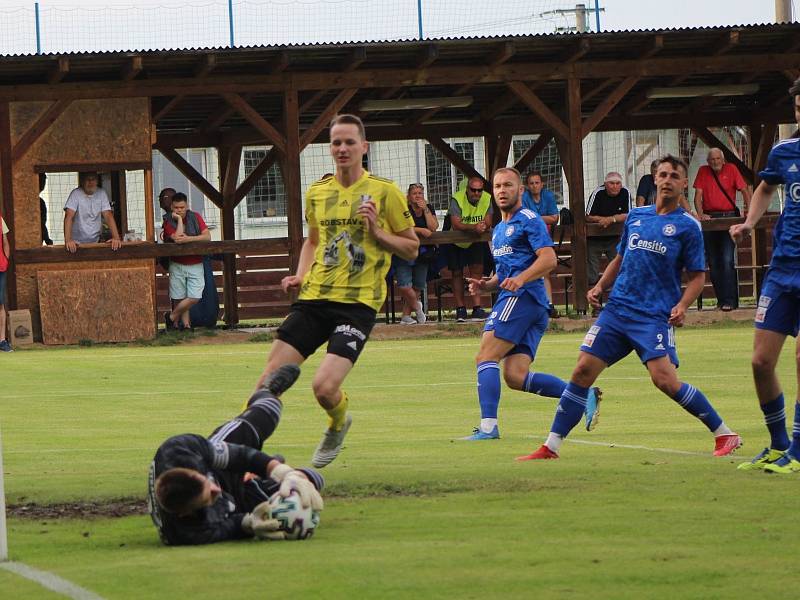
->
[47, 57, 69, 85]
[159, 147, 223, 207]
[378, 45, 440, 101]
[194, 54, 217, 78]
[561, 38, 590, 63]
[33, 160, 150, 174]
[492, 134, 513, 173]
[691, 126, 755, 183]
[476, 92, 521, 123]
[513, 132, 553, 174]
[581, 76, 639, 138]
[300, 88, 358, 149]
[507, 81, 569, 139]
[218, 145, 241, 327]
[220, 144, 243, 201]
[640, 34, 664, 59]
[152, 95, 186, 122]
[232, 147, 280, 205]
[121, 56, 143, 82]
[221, 92, 286, 153]
[11, 99, 71, 163]
[342, 46, 367, 71]
[752, 122, 778, 183]
[581, 78, 618, 104]
[144, 167, 155, 242]
[196, 93, 256, 134]
[425, 136, 487, 186]
[566, 76, 588, 312]
[488, 42, 516, 66]
[283, 88, 304, 275]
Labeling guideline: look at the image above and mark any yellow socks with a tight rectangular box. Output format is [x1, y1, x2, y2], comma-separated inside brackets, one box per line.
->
[326, 391, 349, 431]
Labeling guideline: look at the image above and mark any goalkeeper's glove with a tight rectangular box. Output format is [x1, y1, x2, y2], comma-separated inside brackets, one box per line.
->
[241, 501, 286, 541]
[270, 464, 324, 511]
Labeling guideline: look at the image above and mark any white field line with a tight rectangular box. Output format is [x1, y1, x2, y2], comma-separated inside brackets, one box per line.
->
[565, 438, 707, 457]
[1, 561, 105, 600]
[5, 373, 752, 400]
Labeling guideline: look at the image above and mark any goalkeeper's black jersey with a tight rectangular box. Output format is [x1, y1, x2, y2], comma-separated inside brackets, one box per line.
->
[147, 433, 272, 546]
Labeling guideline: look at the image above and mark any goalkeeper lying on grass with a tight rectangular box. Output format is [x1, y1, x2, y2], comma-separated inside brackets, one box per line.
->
[147, 365, 324, 545]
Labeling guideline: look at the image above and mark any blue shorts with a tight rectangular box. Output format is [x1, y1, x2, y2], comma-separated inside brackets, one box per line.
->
[755, 264, 800, 336]
[580, 308, 679, 367]
[0, 270, 6, 305]
[395, 263, 428, 290]
[484, 292, 548, 358]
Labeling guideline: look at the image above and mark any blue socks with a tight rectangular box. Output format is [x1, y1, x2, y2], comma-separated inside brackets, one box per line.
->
[787, 402, 800, 460]
[671, 383, 722, 432]
[760, 394, 790, 451]
[477, 361, 501, 419]
[550, 382, 589, 437]
[524, 372, 567, 398]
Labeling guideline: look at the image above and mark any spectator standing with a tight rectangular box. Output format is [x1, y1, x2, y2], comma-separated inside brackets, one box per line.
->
[636, 160, 659, 207]
[447, 176, 492, 322]
[522, 171, 560, 317]
[585, 172, 632, 299]
[162, 192, 211, 330]
[694, 148, 751, 311]
[0, 214, 11, 352]
[395, 183, 438, 324]
[63, 172, 122, 253]
[39, 174, 53, 245]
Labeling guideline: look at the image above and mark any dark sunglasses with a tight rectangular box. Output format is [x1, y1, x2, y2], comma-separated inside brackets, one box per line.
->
[468, 186, 483, 193]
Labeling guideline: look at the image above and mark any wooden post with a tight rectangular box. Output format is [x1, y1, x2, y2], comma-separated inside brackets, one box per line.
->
[110, 170, 128, 234]
[0, 102, 17, 309]
[218, 144, 242, 327]
[565, 77, 588, 313]
[283, 88, 303, 274]
[143, 167, 155, 242]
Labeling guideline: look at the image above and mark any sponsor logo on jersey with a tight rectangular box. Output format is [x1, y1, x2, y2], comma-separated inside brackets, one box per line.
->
[758, 295, 771, 308]
[790, 163, 799, 173]
[627, 233, 667, 255]
[403, 210, 411, 219]
[582, 325, 600, 348]
[493, 244, 514, 257]
[505, 225, 515, 236]
[320, 218, 362, 226]
[790, 182, 800, 202]
[461, 215, 486, 224]
[346, 341, 358, 351]
[334, 324, 366, 341]
[654, 343, 665, 350]
[340, 198, 350, 207]
[662, 224, 676, 236]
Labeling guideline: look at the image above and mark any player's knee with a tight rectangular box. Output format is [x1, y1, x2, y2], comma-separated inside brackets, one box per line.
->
[312, 377, 339, 405]
[751, 352, 777, 378]
[571, 361, 595, 387]
[503, 369, 525, 390]
[651, 373, 678, 396]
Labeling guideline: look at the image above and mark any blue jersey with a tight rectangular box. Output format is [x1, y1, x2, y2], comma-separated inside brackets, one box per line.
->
[759, 138, 800, 265]
[491, 207, 553, 309]
[521, 189, 558, 218]
[607, 205, 705, 322]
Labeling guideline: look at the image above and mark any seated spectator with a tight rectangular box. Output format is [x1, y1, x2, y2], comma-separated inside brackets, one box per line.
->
[162, 193, 211, 330]
[395, 183, 438, 324]
[63, 172, 122, 253]
[693, 147, 751, 311]
[0, 214, 11, 352]
[636, 160, 659, 207]
[39, 173, 53, 246]
[158, 187, 177, 218]
[522, 170, 560, 317]
[447, 177, 492, 322]
[586, 172, 632, 313]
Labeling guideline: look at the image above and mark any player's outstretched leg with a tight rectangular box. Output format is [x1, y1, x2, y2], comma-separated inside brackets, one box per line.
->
[765, 400, 800, 474]
[462, 361, 501, 440]
[260, 364, 301, 398]
[648, 358, 741, 456]
[310, 354, 355, 468]
[311, 391, 352, 468]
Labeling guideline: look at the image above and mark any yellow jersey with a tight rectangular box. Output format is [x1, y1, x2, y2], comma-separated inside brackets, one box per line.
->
[299, 171, 415, 311]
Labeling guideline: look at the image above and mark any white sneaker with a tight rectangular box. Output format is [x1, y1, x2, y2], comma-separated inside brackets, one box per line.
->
[311, 414, 353, 468]
[415, 301, 427, 324]
[399, 315, 416, 325]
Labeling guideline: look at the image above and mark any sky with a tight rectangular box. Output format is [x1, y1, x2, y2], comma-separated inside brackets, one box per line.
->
[0, 0, 794, 55]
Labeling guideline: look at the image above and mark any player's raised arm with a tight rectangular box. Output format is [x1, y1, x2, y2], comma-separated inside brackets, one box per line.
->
[730, 181, 777, 244]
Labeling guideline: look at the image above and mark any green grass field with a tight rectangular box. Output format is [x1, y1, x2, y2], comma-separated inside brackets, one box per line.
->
[2, 325, 800, 599]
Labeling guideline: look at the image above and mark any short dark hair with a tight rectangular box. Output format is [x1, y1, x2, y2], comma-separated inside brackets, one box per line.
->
[79, 171, 99, 183]
[407, 183, 424, 193]
[329, 113, 366, 140]
[171, 192, 188, 204]
[655, 154, 688, 176]
[526, 170, 542, 182]
[158, 188, 176, 201]
[790, 76, 800, 98]
[155, 468, 204, 514]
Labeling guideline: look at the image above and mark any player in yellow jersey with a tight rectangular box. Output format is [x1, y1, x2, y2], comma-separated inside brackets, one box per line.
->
[256, 114, 419, 468]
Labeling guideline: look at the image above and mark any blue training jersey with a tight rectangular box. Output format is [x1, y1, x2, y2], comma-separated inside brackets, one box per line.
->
[759, 138, 800, 265]
[491, 207, 553, 308]
[607, 205, 705, 322]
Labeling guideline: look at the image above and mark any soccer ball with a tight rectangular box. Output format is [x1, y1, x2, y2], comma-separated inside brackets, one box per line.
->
[269, 491, 321, 540]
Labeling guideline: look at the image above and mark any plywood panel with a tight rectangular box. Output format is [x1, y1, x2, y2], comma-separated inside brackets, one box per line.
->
[38, 267, 155, 344]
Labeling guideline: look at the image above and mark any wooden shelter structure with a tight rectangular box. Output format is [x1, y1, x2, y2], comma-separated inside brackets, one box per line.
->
[0, 23, 797, 341]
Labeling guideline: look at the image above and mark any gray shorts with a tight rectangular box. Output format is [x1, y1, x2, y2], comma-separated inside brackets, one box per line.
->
[169, 262, 204, 300]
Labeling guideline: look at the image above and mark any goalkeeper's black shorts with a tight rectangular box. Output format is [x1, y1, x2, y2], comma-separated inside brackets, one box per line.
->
[277, 299, 376, 363]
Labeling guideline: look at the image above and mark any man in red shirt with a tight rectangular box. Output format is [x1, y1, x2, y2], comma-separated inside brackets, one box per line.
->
[162, 193, 211, 330]
[693, 148, 751, 311]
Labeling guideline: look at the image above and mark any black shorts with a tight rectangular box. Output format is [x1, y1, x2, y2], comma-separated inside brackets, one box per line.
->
[277, 300, 376, 363]
[446, 242, 486, 271]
